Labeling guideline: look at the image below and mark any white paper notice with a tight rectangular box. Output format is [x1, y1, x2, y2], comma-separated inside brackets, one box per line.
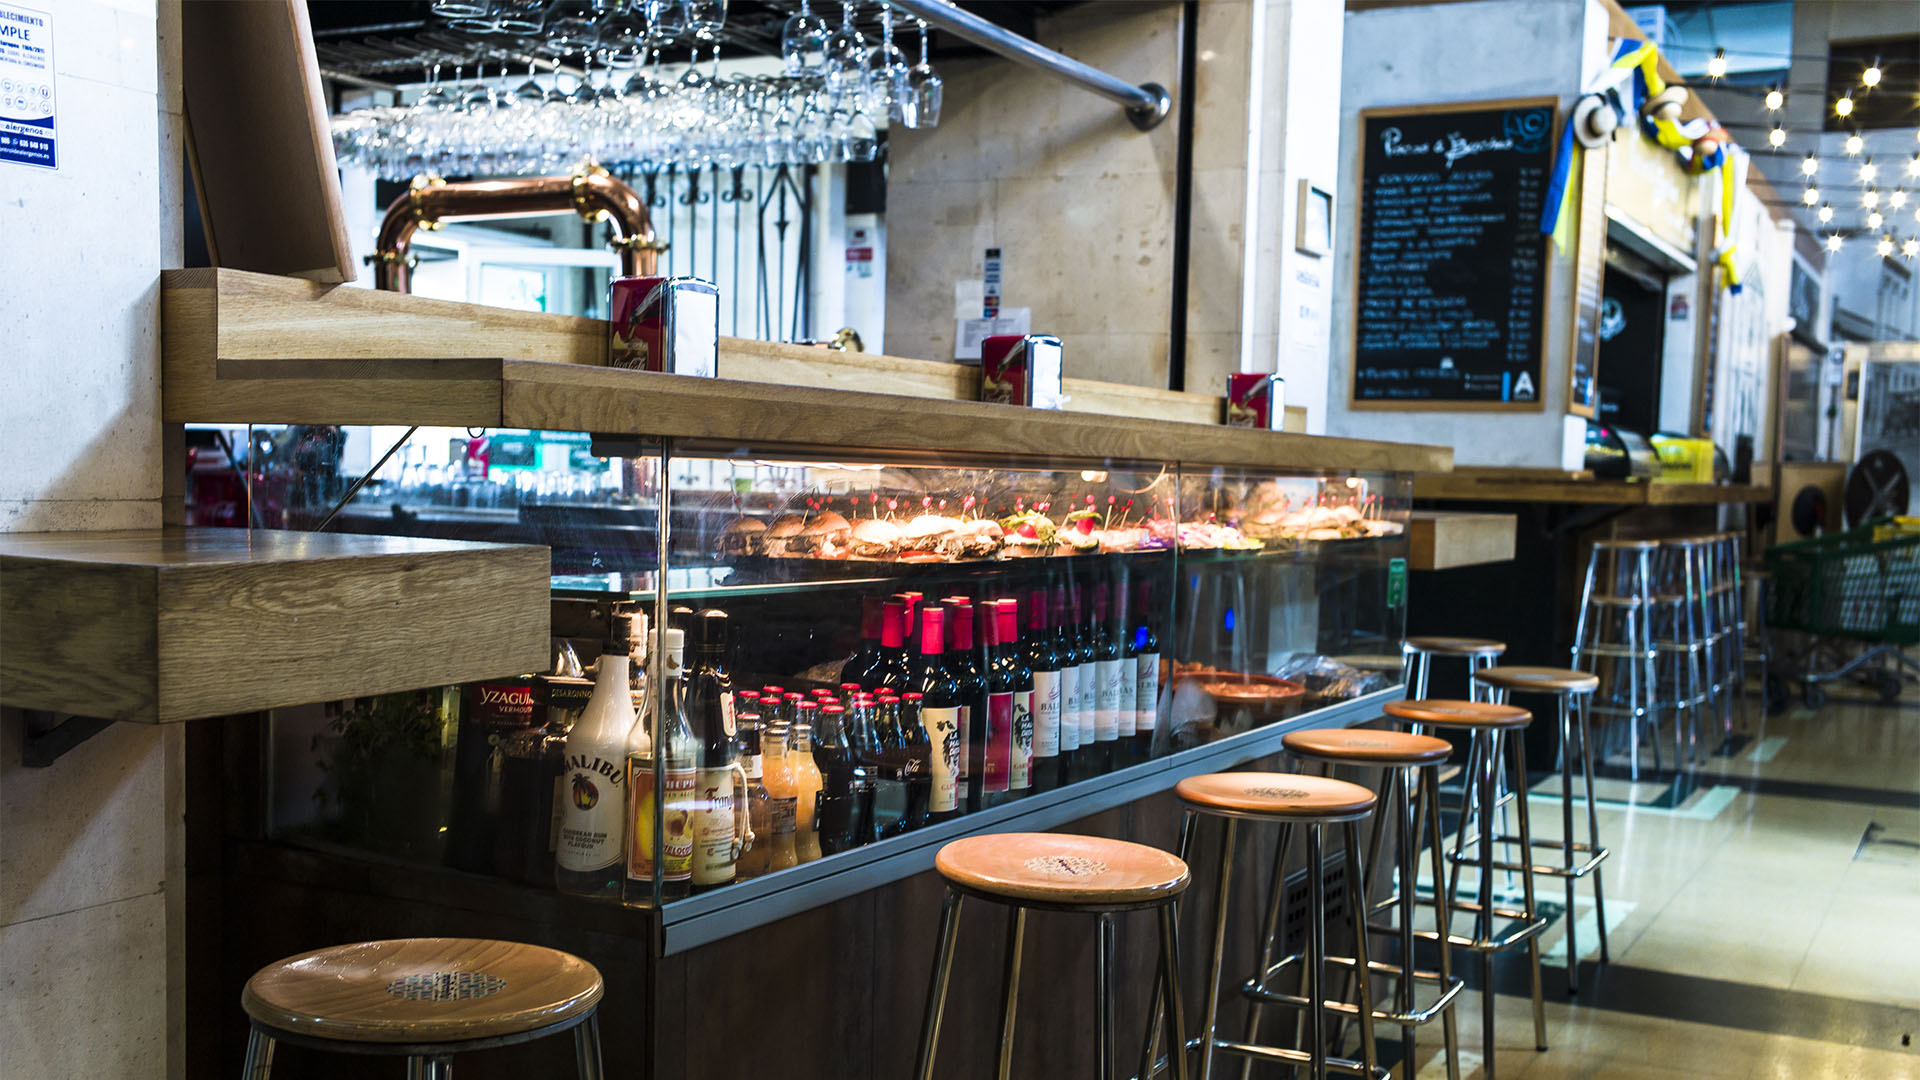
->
[0, 2, 56, 170]
[954, 308, 1032, 362]
[954, 279, 985, 319]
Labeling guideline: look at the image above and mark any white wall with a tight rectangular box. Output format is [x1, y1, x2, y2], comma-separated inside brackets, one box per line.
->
[0, 0, 185, 1077]
[1325, 0, 1607, 464]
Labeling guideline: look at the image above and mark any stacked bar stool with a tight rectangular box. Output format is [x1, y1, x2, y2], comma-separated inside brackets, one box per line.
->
[1402, 637, 1507, 699]
[1139, 772, 1384, 1080]
[1652, 537, 1716, 763]
[1706, 533, 1747, 736]
[238, 937, 605, 1079]
[916, 832, 1191, 1080]
[1569, 539, 1661, 779]
[1282, 727, 1465, 1080]
[1382, 699, 1548, 1080]
[1471, 666, 1609, 993]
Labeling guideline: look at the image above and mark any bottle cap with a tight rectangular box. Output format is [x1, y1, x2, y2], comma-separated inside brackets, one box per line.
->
[919, 604, 947, 655]
[796, 699, 819, 712]
[695, 608, 729, 652]
[995, 600, 1020, 644]
[820, 704, 846, 714]
[784, 691, 805, 702]
[839, 682, 863, 693]
[949, 602, 975, 650]
[762, 684, 785, 696]
[1027, 589, 1047, 631]
[881, 599, 907, 649]
[903, 692, 924, 701]
[860, 596, 885, 639]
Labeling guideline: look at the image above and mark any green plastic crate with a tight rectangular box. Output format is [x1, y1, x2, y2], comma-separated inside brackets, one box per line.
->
[1765, 522, 1920, 645]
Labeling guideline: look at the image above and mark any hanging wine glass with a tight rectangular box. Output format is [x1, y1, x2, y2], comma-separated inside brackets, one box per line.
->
[866, 6, 910, 123]
[782, 0, 831, 75]
[906, 17, 941, 129]
[683, 0, 728, 79]
[823, 0, 868, 100]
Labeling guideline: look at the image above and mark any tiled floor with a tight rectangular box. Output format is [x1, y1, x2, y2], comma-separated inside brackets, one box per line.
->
[1401, 687, 1920, 1078]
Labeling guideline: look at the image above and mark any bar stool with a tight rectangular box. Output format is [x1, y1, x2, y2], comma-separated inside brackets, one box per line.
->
[1652, 538, 1714, 763]
[1471, 666, 1608, 994]
[916, 832, 1191, 1080]
[1705, 533, 1745, 738]
[1401, 637, 1506, 700]
[1282, 728, 1464, 1080]
[1569, 539, 1660, 779]
[1141, 772, 1383, 1080]
[1382, 699, 1548, 1080]
[239, 937, 605, 1079]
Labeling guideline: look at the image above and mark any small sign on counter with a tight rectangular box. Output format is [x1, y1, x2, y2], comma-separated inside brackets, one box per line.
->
[0, 3, 57, 170]
[1225, 373, 1286, 430]
[980, 334, 1064, 410]
[609, 277, 720, 377]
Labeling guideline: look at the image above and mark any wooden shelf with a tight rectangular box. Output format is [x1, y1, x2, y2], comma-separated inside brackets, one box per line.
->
[1415, 469, 1769, 506]
[161, 269, 1444, 474]
[0, 529, 549, 723]
[1408, 511, 1517, 570]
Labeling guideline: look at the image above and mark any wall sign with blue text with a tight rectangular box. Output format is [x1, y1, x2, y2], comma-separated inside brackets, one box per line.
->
[1350, 98, 1557, 410]
[0, 2, 54, 170]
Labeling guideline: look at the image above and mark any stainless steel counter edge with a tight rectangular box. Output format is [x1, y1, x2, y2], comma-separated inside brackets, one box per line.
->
[659, 687, 1405, 955]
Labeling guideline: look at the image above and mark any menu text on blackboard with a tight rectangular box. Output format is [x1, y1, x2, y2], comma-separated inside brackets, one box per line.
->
[1353, 101, 1555, 407]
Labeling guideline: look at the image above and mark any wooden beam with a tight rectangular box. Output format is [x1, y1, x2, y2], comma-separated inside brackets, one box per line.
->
[1409, 511, 1518, 570]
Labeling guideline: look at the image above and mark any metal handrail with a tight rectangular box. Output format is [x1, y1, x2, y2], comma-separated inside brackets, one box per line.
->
[889, 0, 1172, 130]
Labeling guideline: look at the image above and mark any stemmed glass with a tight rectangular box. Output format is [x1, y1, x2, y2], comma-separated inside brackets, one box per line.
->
[866, 6, 911, 123]
[823, 0, 868, 100]
[906, 18, 942, 129]
[782, 0, 830, 75]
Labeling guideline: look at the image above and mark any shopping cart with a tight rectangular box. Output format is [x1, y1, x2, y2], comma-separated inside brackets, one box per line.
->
[1765, 518, 1919, 708]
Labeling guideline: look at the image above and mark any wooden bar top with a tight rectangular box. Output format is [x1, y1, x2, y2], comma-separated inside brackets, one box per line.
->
[0, 528, 549, 723]
[1415, 467, 1769, 506]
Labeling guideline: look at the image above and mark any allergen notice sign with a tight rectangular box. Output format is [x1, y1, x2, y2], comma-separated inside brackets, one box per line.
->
[0, 2, 55, 170]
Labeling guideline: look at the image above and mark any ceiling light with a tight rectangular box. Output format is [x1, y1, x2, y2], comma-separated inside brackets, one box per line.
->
[1836, 93, 1855, 118]
[1863, 59, 1882, 88]
[1893, 190, 1910, 209]
[1769, 125, 1786, 148]
[1846, 133, 1864, 155]
[1908, 153, 1920, 177]
[1819, 202, 1835, 223]
[1864, 188, 1880, 208]
[1861, 159, 1878, 182]
[1877, 235, 1894, 257]
[1904, 238, 1919, 259]
[1868, 211, 1884, 229]
[1802, 154, 1819, 176]
[1827, 234, 1843, 252]
[1803, 186, 1820, 205]
[1765, 87, 1785, 111]
[1708, 48, 1728, 80]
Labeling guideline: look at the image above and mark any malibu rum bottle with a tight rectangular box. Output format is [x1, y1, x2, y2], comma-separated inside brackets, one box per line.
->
[557, 654, 635, 900]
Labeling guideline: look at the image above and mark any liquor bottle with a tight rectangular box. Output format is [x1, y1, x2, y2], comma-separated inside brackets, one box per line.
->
[898, 691, 934, 831]
[1050, 585, 1081, 786]
[735, 716, 772, 880]
[894, 591, 924, 645]
[945, 598, 981, 794]
[981, 601, 1016, 805]
[625, 629, 695, 904]
[1074, 580, 1101, 774]
[687, 610, 739, 892]
[447, 671, 537, 874]
[760, 723, 800, 871]
[871, 694, 909, 835]
[557, 654, 635, 900]
[1133, 579, 1163, 756]
[1092, 583, 1123, 771]
[1000, 600, 1035, 794]
[912, 605, 962, 823]
[499, 670, 591, 886]
[813, 703, 858, 854]
[1110, 574, 1141, 763]
[1025, 588, 1063, 792]
[838, 681, 863, 703]
[791, 724, 826, 863]
[781, 691, 806, 725]
[872, 599, 911, 693]
[840, 596, 885, 686]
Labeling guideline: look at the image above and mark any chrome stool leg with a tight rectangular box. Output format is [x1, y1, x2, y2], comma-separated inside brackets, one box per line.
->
[1096, 912, 1117, 1080]
[1235, 823, 1293, 1080]
[573, 1012, 605, 1080]
[1579, 694, 1610, 964]
[996, 906, 1027, 1080]
[240, 1027, 276, 1080]
[1506, 730, 1548, 1052]
[1197, 819, 1239, 1080]
[913, 891, 964, 1080]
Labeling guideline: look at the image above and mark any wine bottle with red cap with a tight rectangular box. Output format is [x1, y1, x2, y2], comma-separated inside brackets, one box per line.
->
[1026, 587, 1063, 792]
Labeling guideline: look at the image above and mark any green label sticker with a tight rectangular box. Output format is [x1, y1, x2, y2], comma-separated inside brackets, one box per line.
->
[1387, 557, 1407, 609]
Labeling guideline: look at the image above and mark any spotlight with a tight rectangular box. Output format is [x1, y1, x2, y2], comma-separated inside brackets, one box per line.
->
[1863, 59, 1882, 88]
[1905, 238, 1919, 259]
[1802, 154, 1819, 176]
[1769, 125, 1786, 148]
[1803, 186, 1820, 205]
[1894, 190, 1910, 209]
[1868, 211, 1884, 230]
[1877, 235, 1894, 258]
[1864, 188, 1880, 208]
[1846, 133, 1864, 155]
[1827, 233, 1843, 252]
[1836, 93, 1854, 118]
[1708, 48, 1728, 80]
[1818, 203, 1835, 223]
[1765, 87, 1784, 110]
[1908, 153, 1920, 177]
[1861, 159, 1878, 182]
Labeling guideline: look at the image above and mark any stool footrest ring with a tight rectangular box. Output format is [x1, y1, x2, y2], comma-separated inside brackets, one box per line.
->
[1208, 1038, 1391, 1079]
[1400, 905, 1549, 951]
[1242, 959, 1465, 1026]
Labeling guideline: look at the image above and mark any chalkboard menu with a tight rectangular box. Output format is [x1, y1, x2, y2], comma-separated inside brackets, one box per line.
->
[1352, 99, 1556, 409]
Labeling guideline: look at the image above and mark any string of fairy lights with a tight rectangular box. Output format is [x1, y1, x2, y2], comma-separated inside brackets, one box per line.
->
[1693, 47, 1920, 259]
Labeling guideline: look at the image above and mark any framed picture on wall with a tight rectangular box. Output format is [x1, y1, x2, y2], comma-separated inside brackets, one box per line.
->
[1296, 179, 1333, 257]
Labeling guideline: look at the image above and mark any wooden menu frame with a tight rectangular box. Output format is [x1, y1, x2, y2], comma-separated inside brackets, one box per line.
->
[1347, 96, 1559, 413]
[1563, 140, 1609, 419]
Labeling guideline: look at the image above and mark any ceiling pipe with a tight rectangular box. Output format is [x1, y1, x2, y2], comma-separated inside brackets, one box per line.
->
[888, 0, 1172, 130]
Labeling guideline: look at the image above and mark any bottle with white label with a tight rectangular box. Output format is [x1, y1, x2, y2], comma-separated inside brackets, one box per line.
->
[913, 606, 962, 822]
[1133, 578, 1163, 756]
[557, 653, 636, 900]
[1075, 579, 1102, 774]
[625, 630, 694, 906]
[1051, 585, 1081, 783]
[1110, 575, 1140, 763]
[687, 610, 740, 892]
[1092, 583, 1123, 767]
[1026, 587, 1063, 792]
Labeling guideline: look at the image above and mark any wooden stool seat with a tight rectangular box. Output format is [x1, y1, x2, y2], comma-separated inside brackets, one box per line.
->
[241, 938, 603, 1046]
[1383, 698, 1531, 729]
[1473, 665, 1599, 694]
[1282, 726, 1453, 766]
[1175, 772, 1376, 821]
[1332, 653, 1404, 674]
[933, 833, 1189, 907]
[1405, 635, 1507, 657]
[1593, 538, 1657, 549]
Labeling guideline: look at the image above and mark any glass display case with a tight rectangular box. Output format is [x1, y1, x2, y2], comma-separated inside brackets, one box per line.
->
[234, 422, 1410, 929]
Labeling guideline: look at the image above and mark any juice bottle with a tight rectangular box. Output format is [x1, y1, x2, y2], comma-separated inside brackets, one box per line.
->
[791, 723, 826, 863]
[760, 722, 801, 871]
